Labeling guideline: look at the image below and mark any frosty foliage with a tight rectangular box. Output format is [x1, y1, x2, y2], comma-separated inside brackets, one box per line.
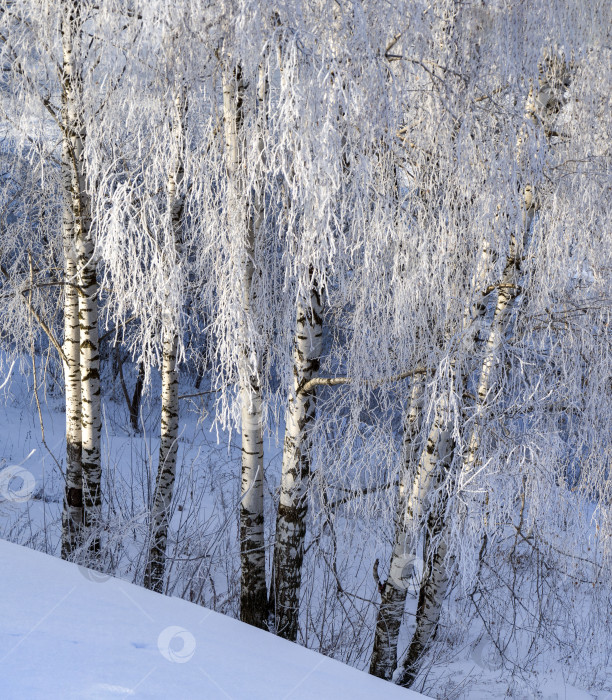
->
[0, 0, 611, 692]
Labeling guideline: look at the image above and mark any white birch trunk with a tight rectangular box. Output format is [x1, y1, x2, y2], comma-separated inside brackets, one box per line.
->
[397, 206, 532, 686]
[396, 72, 556, 685]
[397, 268, 527, 683]
[223, 66, 269, 627]
[270, 287, 323, 641]
[396, 512, 449, 687]
[61, 1, 101, 554]
[76, 207, 101, 553]
[462, 219, 530, 480]
[369, 376, 425, 678]
[145, 90, 184, 593]
[372, 383, 455, 676]
[371, 218, 497, 679]
[60, 130, 83, 558]
[145, 329, 180, 592]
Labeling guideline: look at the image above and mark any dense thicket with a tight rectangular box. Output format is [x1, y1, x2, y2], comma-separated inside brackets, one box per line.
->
[1, 0, 611, 694]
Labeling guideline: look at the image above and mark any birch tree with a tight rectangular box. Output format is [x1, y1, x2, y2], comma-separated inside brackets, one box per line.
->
[220, 58, 270, 627]
[267, 9, 374, 641]
[60, 101, 83, 557]
[364, 1, 610, 687]
[92, 1, 223, 590]
[270, 282, 323, 639]
[0, 0, 121, 557]
[144, 85, 186, 592]
[60, 0, 101, 555]
[397, 52, 577, 689]
[369, 1, 472, 677]
[262, 1, 417, 642]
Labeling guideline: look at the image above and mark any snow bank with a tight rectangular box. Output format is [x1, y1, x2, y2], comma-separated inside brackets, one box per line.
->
[0, 539, 426, 699]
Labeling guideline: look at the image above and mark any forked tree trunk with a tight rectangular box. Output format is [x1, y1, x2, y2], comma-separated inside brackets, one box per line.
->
[397, 509, 449, 687]
[61, 0, 101, 554]
[370, 378, 455, 679]
[397, 187, 536, 686]
[270, 287, 323, 641]
[369, 2, 467, 670]
[223, 65, 269, 627]
[395, 62, 566, 684]
[396, 70, 555, 683]
[145, 89, 185, 593]
[370, 199, 497, 679]
[369, 376, 425, 678]
[396, 228, 527, 686]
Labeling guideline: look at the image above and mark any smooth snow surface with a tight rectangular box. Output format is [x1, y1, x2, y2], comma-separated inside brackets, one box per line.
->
[0, 538, 427, 699]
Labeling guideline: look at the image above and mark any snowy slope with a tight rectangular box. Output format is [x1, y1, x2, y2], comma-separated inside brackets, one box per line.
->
[0, 538, 426, 700]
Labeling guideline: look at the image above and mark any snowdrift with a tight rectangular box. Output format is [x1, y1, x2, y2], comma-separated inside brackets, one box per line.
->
[0, 538, 426, 699]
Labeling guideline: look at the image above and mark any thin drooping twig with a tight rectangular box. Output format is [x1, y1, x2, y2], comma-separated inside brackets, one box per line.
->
[28, 254, 64, 477]
[1, 262, 68, 365]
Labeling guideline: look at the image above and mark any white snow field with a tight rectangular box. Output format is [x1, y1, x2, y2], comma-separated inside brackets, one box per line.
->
[0, 538, 427, 700]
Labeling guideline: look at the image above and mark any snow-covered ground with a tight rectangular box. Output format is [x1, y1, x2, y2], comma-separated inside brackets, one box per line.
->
[2, 366, 612, 699]
[0, 538, 426, 700]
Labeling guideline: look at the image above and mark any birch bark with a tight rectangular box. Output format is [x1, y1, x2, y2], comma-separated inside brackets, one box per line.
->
[370, 180, 496, 681]
[145, 89, 185, 593]
[223, 65, 268, 627]
[396, 510, 449, 687]
[397, 198, 533, 687]
[60, 127, 83, 558]
[369, 376, 425, 678]
[61, 0, 101, 554]
[270, 286, 323, 641]
[396, 67, 565, 686]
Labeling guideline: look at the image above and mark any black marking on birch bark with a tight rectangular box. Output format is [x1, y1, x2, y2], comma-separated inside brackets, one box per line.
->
[145, 332, 179, 594]
[397, 520, 449, 688]
[61, 437, 83, 559]
[369, 580, 408, 680]
[66, 486, 83, 508]
[370, 378, 430, 680]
